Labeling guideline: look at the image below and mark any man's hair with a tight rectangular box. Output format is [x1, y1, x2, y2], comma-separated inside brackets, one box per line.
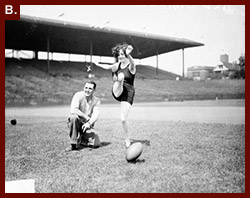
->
[84, 81, 96, 90]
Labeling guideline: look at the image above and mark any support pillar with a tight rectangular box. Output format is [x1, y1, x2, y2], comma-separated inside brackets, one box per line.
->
[156, 49, 159, 75]
[47, 36, 50, 73]
[182, 48, 185, 77]
[90, 42, 93, 67]
[34, 50, 38, 60]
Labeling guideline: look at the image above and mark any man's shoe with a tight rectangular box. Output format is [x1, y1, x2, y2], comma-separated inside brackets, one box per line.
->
[65, 144, 78, 152]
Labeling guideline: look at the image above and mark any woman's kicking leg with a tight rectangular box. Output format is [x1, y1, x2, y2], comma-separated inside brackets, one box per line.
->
[112, 72, 125, 98]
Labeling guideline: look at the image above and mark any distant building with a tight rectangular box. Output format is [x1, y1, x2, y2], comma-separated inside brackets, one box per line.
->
[213, 54, 239, 77]
[220, 54, 229, 63]
[187, 66, 215, 80]
[187, 54, 239, 80]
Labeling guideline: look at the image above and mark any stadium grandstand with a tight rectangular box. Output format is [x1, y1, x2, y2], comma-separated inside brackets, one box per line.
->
[5, 15, 245, 106]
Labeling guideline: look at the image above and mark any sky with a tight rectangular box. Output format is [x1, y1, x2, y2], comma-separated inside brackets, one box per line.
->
[19, 5, 245, 75]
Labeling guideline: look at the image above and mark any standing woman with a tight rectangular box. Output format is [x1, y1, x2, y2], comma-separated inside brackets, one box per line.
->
[97, 43, 136, 148]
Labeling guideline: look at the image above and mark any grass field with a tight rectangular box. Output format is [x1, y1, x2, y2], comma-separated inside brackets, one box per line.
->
[5, 59, 245, 192]
[5, 104, 245, 193]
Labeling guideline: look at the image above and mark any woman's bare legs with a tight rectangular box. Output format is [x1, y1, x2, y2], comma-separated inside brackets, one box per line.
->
[112, 72, 132, 148]
[121, 101, 132, 148]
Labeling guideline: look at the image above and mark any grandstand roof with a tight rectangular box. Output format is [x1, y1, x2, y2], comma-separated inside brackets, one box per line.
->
[5, 15, 204, 59]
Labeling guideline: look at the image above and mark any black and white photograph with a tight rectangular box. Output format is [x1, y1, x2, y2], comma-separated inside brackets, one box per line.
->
[5, 5, 245, 193]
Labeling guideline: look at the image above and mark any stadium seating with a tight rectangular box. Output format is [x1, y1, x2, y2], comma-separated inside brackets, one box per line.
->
[5, 58, 245, 107]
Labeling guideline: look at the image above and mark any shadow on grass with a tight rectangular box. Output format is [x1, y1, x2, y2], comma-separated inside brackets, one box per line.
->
[127, 159, 146, 164]
[131, 139, 150, 146]
[75, 141, 112, 151]
[100, 141, 112, 147]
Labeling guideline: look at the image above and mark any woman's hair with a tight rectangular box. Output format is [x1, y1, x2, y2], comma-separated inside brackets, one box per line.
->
[111, 43, 129, 61]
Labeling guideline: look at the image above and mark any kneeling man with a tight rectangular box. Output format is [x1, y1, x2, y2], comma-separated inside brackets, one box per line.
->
[66, 81, 101, 151]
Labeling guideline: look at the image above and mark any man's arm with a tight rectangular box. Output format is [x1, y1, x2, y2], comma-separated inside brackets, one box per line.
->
[82, 99, 101, 132]
[88, 99, 101, 125]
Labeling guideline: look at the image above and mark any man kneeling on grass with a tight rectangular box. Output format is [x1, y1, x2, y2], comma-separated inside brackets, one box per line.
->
[66, 80, 101, 151]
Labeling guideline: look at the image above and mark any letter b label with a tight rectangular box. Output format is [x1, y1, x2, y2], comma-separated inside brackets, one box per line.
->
[3, 4, 20, 20]
[5, 5, 14, 14]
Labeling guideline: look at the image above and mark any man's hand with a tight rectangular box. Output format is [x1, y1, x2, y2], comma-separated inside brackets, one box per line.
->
[82, 122, 91, 132]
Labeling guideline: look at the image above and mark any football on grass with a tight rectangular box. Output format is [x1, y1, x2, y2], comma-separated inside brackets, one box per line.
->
[126, 142, 143, 162]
